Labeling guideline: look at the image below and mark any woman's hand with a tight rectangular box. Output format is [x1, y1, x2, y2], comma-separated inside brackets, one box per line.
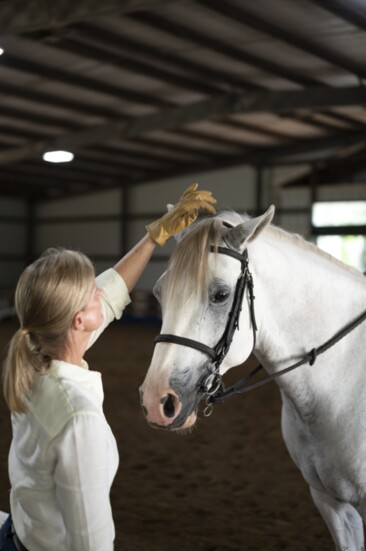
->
[146, 183, 217, 246]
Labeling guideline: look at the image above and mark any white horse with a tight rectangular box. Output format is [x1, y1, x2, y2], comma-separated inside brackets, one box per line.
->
[140, 207, 366, 551]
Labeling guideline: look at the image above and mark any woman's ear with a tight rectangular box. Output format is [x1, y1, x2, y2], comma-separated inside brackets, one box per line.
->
[72, 311, 85, 331]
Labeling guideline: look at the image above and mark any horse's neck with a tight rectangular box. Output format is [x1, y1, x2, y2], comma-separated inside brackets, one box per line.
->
[252, 231, 366, 382]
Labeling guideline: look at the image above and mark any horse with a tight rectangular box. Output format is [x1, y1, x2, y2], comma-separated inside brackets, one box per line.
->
[139, 206, 366, 551]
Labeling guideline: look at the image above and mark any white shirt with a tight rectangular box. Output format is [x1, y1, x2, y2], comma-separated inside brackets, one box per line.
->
[9, 268, 131, 551]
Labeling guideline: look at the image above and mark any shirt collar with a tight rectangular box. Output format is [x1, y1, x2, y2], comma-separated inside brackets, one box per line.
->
[49, 359, 104, 403]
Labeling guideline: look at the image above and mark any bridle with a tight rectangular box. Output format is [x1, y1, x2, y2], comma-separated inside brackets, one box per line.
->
[155, 229, 258, 416]
[155, 225, 366, 417]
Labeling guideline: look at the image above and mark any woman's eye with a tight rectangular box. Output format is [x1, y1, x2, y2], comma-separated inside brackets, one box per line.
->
[212, 289, 230, 303]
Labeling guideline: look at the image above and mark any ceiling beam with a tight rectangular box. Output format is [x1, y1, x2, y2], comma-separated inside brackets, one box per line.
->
[111, 135, 366, 189]
[263, 137, 366, 165]
[77, 23, 263, 92]
[309, 0, 366, 33]
[134, 7, 366, 133]
[0, 85, 365, 165]
[56, 22, 366, 136]
[284, 148, 366, 187]
[200, 0, 366, 79]
[1, 53, 169, 109]
[134, 11, 321, 88]
[0, 0, 182, 34]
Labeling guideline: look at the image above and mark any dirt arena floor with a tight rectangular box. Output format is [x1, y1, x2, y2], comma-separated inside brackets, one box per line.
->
[0, 320, 333, 550]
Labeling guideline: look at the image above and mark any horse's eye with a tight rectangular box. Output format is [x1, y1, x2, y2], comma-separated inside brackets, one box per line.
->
[212, 289, 230, 304]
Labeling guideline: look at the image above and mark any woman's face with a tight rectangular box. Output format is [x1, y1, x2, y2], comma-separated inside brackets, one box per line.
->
[80, 286, 104, 332]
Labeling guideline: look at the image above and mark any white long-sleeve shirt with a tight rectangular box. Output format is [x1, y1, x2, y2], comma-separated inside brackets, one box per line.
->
[9, 268, 131, 551]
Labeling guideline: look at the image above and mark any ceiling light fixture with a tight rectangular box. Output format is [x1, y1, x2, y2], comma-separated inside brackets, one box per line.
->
[42, 150, 74, 163]
[0, 48, 4, 56]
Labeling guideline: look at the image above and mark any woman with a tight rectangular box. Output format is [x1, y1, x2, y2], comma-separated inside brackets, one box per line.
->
[0, 184, 216, 551]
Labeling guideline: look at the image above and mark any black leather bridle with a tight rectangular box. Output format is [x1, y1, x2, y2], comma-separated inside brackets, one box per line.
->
[154, 228, 366, 417]
[155, 241, 258, 416]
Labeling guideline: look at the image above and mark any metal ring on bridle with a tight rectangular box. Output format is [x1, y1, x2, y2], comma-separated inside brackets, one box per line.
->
[202, 371, 222, 396]
[203, 399, 214, 417]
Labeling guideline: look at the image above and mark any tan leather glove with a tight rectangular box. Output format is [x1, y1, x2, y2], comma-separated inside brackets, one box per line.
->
[146, 183, 217, 246]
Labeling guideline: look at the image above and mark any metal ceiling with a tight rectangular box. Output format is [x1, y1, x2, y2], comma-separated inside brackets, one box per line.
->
[1, 0, 366, 200]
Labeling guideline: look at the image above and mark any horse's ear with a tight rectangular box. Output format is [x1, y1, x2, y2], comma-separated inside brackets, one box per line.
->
[174, 232, 184, 243]
[224, 205, 275, 250]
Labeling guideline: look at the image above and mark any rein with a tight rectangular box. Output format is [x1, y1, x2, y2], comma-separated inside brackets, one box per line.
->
[210, 306, 366, 406]
[154, 233, 366, 417]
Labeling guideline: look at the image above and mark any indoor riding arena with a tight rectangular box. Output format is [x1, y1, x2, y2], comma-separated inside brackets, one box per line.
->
[0, 2, 366, 551]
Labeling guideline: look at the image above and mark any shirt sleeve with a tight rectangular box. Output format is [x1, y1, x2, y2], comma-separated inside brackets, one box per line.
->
[51, 412, 118, 551]
[87, 268, 131, 349]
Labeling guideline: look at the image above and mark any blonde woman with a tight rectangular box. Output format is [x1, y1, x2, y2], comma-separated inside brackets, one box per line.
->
[0, 185, 216, 551]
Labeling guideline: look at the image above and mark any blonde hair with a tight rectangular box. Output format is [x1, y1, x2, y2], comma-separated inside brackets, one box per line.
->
[3, 248, 96, 413]
[164, 217, 223, 307]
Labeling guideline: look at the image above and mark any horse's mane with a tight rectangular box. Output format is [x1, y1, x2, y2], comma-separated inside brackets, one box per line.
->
[164, 210, 364, 306]
[266, 222, 365, 281]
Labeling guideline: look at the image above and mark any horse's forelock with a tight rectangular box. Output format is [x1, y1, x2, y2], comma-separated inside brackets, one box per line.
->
[163, 217, 224, 306]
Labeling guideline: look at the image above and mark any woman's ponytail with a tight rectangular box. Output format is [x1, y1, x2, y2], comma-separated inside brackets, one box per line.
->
[3, 328, 45, 413]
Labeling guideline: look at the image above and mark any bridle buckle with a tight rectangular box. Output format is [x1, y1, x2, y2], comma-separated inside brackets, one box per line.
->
[202, 369, 222, 396]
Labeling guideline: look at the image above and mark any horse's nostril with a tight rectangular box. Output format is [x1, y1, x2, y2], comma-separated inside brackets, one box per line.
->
[161, 394, 176, 418]
[142, 405, 148, 417]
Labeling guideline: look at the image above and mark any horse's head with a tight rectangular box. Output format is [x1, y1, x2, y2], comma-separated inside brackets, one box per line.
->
[140, 207, 274, 430]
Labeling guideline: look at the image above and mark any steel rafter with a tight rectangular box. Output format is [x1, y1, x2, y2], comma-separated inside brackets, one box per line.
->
[309, 0, 366, 33]
[200, 0, 366, 79]
[0, 85, 365, 165]
[0, 0, 181, 33]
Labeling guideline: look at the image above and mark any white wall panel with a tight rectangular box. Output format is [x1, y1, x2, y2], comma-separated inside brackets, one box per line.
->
[134, 261, 169, 292]
[15, 164, 313, 296]
[35, 221, 120, 256]
[0, 222, 27, 255]
[279, 214, 310, 237]
[318, 183, 366, 201]
[36, 189, 122, 217]
[1, 164, 362, 303]
[0, 261, 24, 288]
[0, 198, 27, 217]
[279, 187, 311, 209]
[129, 165, 257, 214]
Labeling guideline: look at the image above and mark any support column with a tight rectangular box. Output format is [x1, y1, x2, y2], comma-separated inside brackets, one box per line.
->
[26, 199, 36, 265]
[120, 185, 130, 256]
[255, 165, 263, 216]
[310, 164, 319, 241]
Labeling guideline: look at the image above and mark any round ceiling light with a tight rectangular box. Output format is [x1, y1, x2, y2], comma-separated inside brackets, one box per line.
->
[43, 150, 74, 163]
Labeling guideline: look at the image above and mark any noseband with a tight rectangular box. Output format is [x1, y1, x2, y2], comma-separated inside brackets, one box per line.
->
[155, 242, 258, 416]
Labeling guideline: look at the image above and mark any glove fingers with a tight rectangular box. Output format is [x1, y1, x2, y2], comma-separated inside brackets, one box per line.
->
[179, 193, 217, 209]
[180, 183, 198, 200]
[193, 192, 217, 204]
[179, 197, 217, 212]
[200, 202, 216, 215]
[195, 200, 217, 214]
